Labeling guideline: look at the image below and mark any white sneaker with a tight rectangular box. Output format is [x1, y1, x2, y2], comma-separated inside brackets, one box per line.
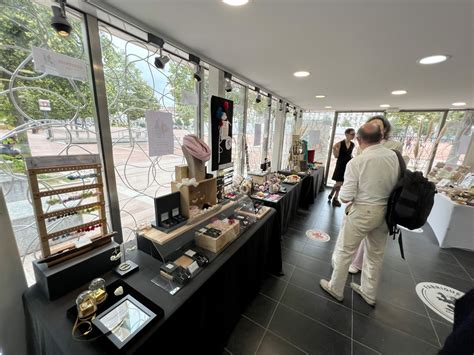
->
[349, 265, 360, 274]
[320, 279, 344, 302]
[351, 282, 376, 306]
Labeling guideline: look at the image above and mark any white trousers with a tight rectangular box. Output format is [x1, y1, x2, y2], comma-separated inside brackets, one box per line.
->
[330, 203, 389, 301]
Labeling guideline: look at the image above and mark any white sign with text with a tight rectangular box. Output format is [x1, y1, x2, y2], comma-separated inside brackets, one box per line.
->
[146, 110, 174, 157]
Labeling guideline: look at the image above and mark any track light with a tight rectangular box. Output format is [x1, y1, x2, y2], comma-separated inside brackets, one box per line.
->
[267, 94, 272, 107]
[286, 104, 290, 114]
[279, 99, 283, 111]
[224, 72, 232, 93]
[51, 0, 72, 37]
[154, 48, 170, 70]
[189, 54, 201, 82]
[255, 87, 262, 103]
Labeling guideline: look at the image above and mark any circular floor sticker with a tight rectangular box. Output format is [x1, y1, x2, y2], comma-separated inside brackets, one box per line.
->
[306, 230, 331, 242]
[416, 282, 465, 323]
[399, 226, 424, 233]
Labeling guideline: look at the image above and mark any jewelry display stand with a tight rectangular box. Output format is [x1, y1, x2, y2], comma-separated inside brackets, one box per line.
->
[183, 146, 206, 182]
[25, 155, 115, 266]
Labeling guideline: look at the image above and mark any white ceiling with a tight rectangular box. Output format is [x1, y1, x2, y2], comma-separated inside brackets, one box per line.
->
[98, 0, 474, 111]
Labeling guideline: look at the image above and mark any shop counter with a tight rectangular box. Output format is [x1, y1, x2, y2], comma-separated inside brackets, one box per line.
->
[427, 193, 474, 251]
[23, 209, 279, 354]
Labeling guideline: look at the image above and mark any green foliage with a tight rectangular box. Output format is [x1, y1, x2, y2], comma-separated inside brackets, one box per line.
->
[168, 61, 195, 128]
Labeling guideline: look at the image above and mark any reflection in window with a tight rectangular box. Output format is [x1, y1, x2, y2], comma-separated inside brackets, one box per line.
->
[302, 112, 335, 164]
[0, 0, 100, 284]
[224, 82, 245, 175]
[246, 90, 267, 173]
[99, 23, 197, 241]
[281, 111, 295, 170]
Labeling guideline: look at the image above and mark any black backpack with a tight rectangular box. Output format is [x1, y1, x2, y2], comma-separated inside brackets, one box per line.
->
[386, 150, 437, 258]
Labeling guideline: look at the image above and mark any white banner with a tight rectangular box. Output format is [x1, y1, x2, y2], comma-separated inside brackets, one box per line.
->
[146, 110, 174, 157]
[254, 123, 262, 146]
[32, 47, 88, 82]
[182, 90, 198, 106]
[308, 130, 320, 148]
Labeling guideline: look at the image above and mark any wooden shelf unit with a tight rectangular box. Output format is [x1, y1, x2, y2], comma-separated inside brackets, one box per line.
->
[25, 155, 110, 262]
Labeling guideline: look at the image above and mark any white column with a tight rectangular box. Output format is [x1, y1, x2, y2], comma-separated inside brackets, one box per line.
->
[272, 101, 287, 171]
[0, 189, 27, 355]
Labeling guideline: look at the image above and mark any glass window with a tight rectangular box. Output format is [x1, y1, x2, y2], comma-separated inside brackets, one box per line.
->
[431, 110, 473, 167]
[281, 111, 296, 169]
[267, 101, 278, 167]
[301, 111, 335, 164]
[245, 90, 267, 172]
[0, 1, 101, 284]
[224, 82, 245, 175]
[387, 111, 444, 173]
[98, 23, 198, 242]
[327, 112, 382, 185]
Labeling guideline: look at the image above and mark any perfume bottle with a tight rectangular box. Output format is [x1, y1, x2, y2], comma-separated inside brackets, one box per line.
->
[89, 278, 107, 305]
[76, 290, 97, 319]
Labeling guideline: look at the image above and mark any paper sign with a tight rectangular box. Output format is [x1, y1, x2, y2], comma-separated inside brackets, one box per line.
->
[182, 90, 198, 106]
[38, 99, 51, 111]
[254, 123, 262, 146]
[146, 110, 174, 157]
[32, 47, 88, 82]
[187, 261, 199, 274]
[308, 130, 320, 148]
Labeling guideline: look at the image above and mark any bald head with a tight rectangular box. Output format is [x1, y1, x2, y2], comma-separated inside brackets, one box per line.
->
[357, 123, 383, 145]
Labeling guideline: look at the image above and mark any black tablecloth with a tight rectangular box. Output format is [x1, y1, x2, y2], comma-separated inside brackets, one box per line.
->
[252, 181, 302, 235]
[299, 168, 325, 209]
[23, 210, 279, 355]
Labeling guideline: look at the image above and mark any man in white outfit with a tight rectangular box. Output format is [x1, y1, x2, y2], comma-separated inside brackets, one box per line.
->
[320, 123, 399, 306]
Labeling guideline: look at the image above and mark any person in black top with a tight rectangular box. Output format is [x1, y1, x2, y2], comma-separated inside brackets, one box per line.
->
[329, 128, 355, 207]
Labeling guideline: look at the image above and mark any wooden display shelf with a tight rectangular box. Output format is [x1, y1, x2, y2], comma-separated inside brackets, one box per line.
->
[35, 183, 103, 198]
[139, 201, 236, 245]
[41, 202, 104, 220]
[28, 163, 101, 175]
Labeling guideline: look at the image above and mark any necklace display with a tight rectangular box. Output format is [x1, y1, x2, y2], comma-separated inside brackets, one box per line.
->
[47, 206, 100, 222]
[52, 222, 103, 241]
[67, 172, 99, 181]
[47, 191, 101, 206]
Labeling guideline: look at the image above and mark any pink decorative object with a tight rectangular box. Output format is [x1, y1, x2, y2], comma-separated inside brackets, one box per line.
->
[183, 134, 211, 162]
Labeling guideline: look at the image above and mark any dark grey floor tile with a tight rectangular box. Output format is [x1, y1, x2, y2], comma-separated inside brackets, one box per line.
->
[296, 254, 333, 276]
[353, 312, 440, 355]
[353, 296, 439, 346]
[289, 267, 353, 308]
[376, 282, 427, 315]
[281, 284, 352, 336]
[282, 247, 303, 266]
[383, 255, 411, 275]
[244, 294, 278, 327]
[410, 267, 474, 294]
[466, 267, 474, 279]
[353, 341, 380, 355]
[408, 255, 471, 281]
[261, 275, 288, 300]
[226, 316, 265, 355]
[278, 262, 296, 282]
[269, 305, 351, 355]
[432, 320, 453, 348]
[301, 243, 333, 263]
[256, 332, 306, 355]
[282, 238, 305, 253]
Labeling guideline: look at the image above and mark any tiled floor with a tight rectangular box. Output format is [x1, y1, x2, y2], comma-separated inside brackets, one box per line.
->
[225, 189, 474, 355]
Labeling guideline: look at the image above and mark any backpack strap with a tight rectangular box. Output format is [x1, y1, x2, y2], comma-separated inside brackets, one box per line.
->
[392, 149, 406, 178]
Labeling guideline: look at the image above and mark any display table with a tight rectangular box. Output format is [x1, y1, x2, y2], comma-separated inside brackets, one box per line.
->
[252, 181, 302, 235]
[427, 193, 474, 251]
[299, 168, 325, 209]
[23, 210, 279, 354]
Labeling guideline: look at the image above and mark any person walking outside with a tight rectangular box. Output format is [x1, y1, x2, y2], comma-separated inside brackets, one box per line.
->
[348, 115, 403, 274]
[320, 123, 400, 305]
[328, 128, 356, 207]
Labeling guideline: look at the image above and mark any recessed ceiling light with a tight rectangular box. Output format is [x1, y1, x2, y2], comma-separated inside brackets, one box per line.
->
[222, 0, 249, 5]
[452, 102, 466, 106]
[315, 95, 326, 98]
[391, 90, 407, 95]
[324, 106, 332, 109]
[380, 104, 391, 108]
[293, 71, 310, 78]
[418, 55, 450, 65]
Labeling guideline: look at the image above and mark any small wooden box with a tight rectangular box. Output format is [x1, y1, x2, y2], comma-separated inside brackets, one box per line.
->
[171, 177, 217, 219]
[248, 171, 269, 185]
[175, 165, 189, 182]
[195, 220, 240, 253]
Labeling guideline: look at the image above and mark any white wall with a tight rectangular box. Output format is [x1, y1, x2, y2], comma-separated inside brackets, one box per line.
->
[0, 189, 27, 355]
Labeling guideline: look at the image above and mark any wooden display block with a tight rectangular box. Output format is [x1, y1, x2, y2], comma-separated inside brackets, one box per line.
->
[195, 220, 240, 254]
[175, 165, 189, 182]
[248, 171, 269, 185]
[171, 177, 217, 219]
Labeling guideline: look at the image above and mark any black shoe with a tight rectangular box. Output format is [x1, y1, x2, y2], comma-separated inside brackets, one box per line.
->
[328, 194, 333, 202]
[332, 199, 341, 207]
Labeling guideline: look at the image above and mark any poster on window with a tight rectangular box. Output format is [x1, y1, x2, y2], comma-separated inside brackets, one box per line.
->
[146, 110, 174, 157]
[211, 96, 233, 170]
[308, 130, 320, 149]
[254, 123, 262, 146]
